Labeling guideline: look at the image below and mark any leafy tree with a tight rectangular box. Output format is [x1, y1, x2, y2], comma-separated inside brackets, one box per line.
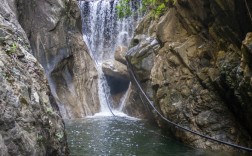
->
[116, 0, 176, 18]
[116, 0, 132, 18]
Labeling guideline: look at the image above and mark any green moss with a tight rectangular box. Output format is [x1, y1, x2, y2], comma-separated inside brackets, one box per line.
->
[6, 43, 17, 55]
[45, 107, 54, 115]
[56, 131, 64, 141]
[37, 134, 45, 145]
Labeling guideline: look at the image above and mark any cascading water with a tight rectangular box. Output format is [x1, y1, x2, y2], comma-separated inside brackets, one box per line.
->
[79, 0, 142, 115]
[118, 82, 131, 112]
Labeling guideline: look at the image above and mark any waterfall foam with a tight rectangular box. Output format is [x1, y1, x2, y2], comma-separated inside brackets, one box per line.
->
[79, 0, 142, 115]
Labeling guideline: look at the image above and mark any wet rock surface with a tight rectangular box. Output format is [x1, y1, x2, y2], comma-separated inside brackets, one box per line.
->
[16, 0, 100, 118]
[0, 0, 68, 155]
[126, 0, 252, 152]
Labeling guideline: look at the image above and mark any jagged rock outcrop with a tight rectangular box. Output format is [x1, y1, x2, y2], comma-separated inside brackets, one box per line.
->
[16, 0, 100, 118]
[123, 83, 153, 119]
[126, 0, 252, 152]
[115, 46, 127, 65]
[124, 37, 160, 118]
[0, 0, 68, 155]
[219, 32, 252, 137]
[102, 60, 129, 80]
[102, 59, 130, 108]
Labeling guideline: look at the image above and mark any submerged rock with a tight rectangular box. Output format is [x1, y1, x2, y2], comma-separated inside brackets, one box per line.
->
[0, 1, 68, 155]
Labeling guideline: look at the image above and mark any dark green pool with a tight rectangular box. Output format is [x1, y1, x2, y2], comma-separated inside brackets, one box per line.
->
[65, 116, 238, 156]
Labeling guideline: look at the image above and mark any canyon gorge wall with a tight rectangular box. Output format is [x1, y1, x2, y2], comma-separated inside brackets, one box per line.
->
[126, 0, 252, 151]
[16, 0, 100, 119]
[0, 0, 68, 155]
[1, 0, 252, 154]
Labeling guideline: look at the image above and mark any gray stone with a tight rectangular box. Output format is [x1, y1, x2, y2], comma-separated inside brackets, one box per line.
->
[0, 1, 68, 155]
[102, 60, 129, 80]
[126, 0, 252, 152]
[0, 134, 8, 156]
[114, 46, 127, 65]
[17, 0, 100, 118]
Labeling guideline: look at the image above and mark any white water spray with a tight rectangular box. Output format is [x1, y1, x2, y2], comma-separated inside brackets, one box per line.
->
[118, 82, 131, 112]
[79, 0, 142, 115]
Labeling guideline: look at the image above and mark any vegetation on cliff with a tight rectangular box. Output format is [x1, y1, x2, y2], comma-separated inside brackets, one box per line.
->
[0, 1, 68, 154]
[125, 0, 252, 152]
[116, 0, 176, 18]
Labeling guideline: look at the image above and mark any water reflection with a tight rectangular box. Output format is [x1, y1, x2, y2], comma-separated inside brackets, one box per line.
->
[65, 117, 242, 156]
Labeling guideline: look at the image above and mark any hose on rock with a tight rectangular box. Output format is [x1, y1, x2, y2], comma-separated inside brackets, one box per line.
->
[126, 57, 252, 152]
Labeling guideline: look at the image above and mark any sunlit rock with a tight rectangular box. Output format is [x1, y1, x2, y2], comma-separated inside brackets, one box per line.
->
[114, 45, 127, 65]
[17, 0, 100, 118]
[102, 60, 129, 80]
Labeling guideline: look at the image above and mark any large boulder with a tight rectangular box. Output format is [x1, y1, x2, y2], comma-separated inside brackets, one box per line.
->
[0, 1, 68, 155]
[102, 60, 129, 107]
[102, 60, 129, 80]
[102, 60, 130, 108]
[16, 0, 100, 118]
[123, 37, 161, 119]
[126, 0, 252, 152]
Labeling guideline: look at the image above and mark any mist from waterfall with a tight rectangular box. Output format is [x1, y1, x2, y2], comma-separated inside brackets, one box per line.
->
[79, 0, 142, 115]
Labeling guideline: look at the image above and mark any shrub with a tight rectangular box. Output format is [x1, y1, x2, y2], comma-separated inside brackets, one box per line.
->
[116, 0, 176, 18]
[6, 43, 17, 55]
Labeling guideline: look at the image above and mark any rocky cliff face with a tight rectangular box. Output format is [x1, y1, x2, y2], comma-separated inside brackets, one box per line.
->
[16, 0, 100, 119]
[0, 0, 68, 155]
[127, 0, 252, 151]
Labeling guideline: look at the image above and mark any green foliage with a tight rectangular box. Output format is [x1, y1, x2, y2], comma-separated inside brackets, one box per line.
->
[117, 0, 176, 18]
[56, 132, 64, 141]
[37, 134, 45, 144]
[6, 43, 17, 55]
[154, 2, 166, 17]
[116, 0, 132, 18]
[45, 107, 54, 115]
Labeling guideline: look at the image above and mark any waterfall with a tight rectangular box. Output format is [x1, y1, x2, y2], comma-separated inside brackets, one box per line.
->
[118, 82, 131, 112]
[79, 0, 141, 115]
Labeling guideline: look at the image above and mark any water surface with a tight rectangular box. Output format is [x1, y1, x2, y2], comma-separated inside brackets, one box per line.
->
[65, 116, 242, 156]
